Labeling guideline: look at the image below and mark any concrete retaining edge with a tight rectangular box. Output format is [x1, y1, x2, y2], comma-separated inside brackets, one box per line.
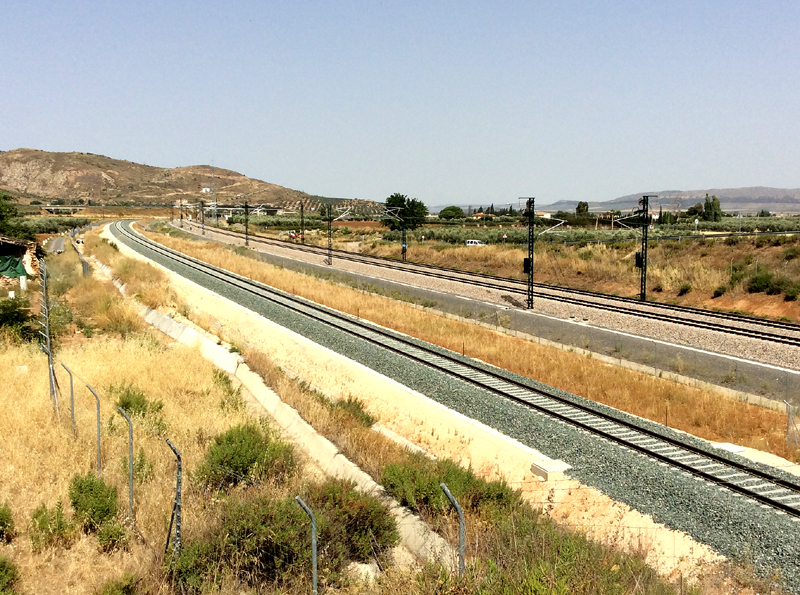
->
[89, 246, 456, 569]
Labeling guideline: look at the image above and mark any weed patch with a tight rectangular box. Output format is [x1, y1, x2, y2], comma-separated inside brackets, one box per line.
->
[212, 369, 243, 411]
[0, 503, 14, 543]
[333, 397, 376, 427]
[97, 573, 138, 595]
[29, 501, 74, 551]
[0, 298, 36, 342]
[0, 556, 20, 594]
[171, 479, 397, 591]
[97, 521, 128, 553]
[383, 456, 515, 516]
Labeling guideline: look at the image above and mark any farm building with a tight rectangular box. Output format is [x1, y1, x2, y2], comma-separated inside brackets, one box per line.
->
[0, 235, 38, 280]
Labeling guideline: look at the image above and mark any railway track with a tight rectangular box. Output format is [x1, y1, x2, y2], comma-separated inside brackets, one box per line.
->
[117, 220, 800, 518]
[173, 220, 800, 348]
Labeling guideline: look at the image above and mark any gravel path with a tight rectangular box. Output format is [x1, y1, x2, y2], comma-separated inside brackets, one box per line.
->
[118, 222, 800, 592]
[177, 220, 800, 371]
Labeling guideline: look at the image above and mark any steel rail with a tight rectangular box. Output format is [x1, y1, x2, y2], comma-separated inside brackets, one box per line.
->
[117, 221, 800, 517]
[175, 220, 800, 345]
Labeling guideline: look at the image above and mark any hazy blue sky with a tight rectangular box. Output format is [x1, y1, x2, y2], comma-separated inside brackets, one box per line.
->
[2, 1, 798, 207]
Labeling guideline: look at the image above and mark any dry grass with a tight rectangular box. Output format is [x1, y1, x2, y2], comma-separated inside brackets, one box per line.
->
[0, 333, 257, 594]
[83, 231, 186, 313]
[244, 349, 411, 481]
[363, 237, 800, 320]
[142, 229, 798, 463]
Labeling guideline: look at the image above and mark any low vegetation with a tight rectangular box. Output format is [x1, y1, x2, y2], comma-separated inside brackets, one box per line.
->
[195, 422, 295, 490]
[0, 505, 14, 543]
[0, 555, 20, 595]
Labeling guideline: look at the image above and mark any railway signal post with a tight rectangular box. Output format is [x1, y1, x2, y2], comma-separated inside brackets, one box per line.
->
[637, 195, 656, 301]
[522, 197, 535, 309]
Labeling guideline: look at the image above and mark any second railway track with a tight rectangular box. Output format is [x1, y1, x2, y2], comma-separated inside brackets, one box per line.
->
[172, 220, 800, 348]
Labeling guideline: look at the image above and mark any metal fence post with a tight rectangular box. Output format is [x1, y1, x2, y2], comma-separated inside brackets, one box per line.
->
[61, 363, 75, 436]
[295, 496, 318, 595]
[165, 439, 182, 557]
[37, 259, 60, 419]
[86, 384, 102, 475]
[785, 401, 799, 449]
[440, 483, 465, 577]
[117, 407, 134, 520]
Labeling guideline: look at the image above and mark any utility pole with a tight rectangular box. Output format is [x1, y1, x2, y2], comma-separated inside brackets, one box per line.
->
[199, 200, 205, 235]
[401, 227, 407, 262]
[326, 205, 333, 265]
[522, 197, 535, 309]
[179, 201, 183, 228]
[636, 195, 656, 301]
[244, 200, 249, 247]
[300, 202, 305, 244]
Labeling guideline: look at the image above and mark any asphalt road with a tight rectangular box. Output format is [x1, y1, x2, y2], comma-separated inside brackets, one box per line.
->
[46, 236, 65, 254]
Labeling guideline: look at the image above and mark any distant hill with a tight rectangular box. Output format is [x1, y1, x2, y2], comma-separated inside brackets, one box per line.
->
[0, 148, 382, 214]
[540, 187, 800, 215]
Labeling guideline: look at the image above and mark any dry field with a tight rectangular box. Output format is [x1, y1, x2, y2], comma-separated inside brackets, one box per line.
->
[139, 227, 798, 463]
[0, 327, 254, 593]
[361, 237, 800, 321]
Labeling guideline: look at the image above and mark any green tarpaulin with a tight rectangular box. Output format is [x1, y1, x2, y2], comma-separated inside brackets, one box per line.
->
[0, 255, 26, 278]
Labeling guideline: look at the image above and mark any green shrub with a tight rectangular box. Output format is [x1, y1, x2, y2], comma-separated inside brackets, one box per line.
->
[29, 500, 74, 550]
[213, 496, 310, 584]
[109, 383, 166, 435]
[168, 479, 397, 590]
[196, 423, 295, 490]
[110, 383, 161, 417]
[785, 283, 800, 302]
[712, 285, 727, 298]
[0, 556, 20, 594]
[213, 481, 396, 586]
[0, 297, 36, 342]
[0, 504, 14, 543]
[167, 541, 212, 594]
[68, 473, 117, 531]
[97, 573, 138, 595]
[754, 236, 770, 248]
[305, 479, 398, 565]
[747, 270, 774, 293]
[97, 521, 127, 553]
[766, 276, 790, 295]
[677, 282, 692, 296]
[382, 457, 516, 516]
[784, 245, 800, 261]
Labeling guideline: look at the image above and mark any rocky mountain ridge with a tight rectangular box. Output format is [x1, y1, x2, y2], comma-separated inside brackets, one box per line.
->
[542, 187, 800, 215]
[0, 148, 380, 213]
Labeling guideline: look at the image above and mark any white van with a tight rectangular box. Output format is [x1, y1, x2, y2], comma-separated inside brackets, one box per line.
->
[465, 239, 486, 247]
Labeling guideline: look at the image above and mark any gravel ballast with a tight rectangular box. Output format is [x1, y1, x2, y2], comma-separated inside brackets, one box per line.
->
[116, 222, 800, 591]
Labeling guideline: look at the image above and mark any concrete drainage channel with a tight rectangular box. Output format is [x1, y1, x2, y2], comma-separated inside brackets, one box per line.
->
[89, 256, 457, 570]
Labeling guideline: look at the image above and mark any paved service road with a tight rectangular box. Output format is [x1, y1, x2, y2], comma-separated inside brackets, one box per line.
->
[46, 237, 65, 254]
